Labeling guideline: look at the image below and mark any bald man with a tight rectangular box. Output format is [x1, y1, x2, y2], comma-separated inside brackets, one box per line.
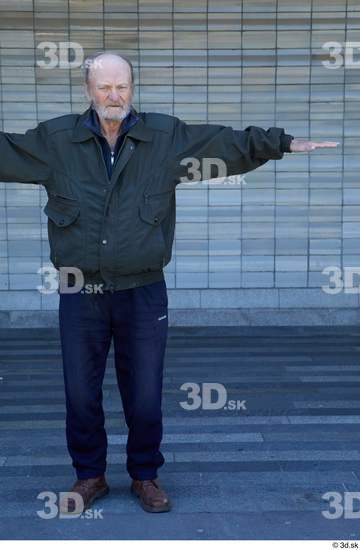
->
[0, 51, 339, 515]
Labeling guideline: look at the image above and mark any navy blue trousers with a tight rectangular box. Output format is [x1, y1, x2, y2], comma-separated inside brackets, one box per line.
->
[58, 279, 168, 481]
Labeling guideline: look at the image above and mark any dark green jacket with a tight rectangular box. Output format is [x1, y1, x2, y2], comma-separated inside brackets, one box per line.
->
[0, 107, 293, 290]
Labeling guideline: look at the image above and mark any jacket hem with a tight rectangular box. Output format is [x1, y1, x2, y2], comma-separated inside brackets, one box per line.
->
[81, 269, 165, 291]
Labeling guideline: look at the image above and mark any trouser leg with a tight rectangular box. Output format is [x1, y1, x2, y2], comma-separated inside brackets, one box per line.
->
[111, 279, 169, 480]
[59, 290, 112, 479]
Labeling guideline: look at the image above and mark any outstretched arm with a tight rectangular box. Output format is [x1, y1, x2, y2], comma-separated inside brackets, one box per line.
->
[0, 123, 52, 184]
[171, 117, 339, 182]
[172, 119, 293, 180]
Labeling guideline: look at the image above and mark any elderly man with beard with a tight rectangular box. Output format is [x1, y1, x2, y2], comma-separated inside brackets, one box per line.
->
[0, 51, 338, 514]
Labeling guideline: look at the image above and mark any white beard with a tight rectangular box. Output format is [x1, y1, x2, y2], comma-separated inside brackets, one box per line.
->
[91, 101, 132, 122]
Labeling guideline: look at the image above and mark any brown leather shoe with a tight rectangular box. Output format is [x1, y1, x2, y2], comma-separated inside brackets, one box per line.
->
[131, 478, 171, 513]
[60, 474, 109, 515]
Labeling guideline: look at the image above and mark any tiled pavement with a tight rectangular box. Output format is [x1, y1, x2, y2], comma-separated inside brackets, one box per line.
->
[0, 326, 360, 540]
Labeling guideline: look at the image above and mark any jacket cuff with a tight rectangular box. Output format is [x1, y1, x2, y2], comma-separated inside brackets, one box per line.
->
[280, 132, 294, 153]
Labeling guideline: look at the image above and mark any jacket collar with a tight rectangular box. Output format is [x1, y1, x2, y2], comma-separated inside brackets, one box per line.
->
[72, 106, 154, 143]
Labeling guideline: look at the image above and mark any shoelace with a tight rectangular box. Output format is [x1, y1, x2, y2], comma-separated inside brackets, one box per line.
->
[142, 479, 159, 489]
[77, 480, 90, 488]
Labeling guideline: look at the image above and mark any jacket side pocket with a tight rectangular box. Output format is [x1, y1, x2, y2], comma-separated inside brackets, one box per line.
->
[43, 194, 83, 268]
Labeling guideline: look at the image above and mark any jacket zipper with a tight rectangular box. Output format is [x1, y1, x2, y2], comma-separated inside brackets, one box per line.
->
[105, 138, 128, 216]
[94, 139, 111, 185]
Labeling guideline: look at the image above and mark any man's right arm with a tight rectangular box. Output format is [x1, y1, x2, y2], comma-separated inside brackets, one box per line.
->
[0, 122, 51, 184]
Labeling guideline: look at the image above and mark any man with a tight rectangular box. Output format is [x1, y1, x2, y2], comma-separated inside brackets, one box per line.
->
[0, 51, 338, 514]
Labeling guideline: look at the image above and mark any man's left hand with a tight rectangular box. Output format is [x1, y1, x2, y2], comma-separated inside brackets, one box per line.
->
[289, 139, 340, 152]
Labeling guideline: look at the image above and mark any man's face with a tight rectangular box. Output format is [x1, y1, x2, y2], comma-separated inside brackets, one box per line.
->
[86, 56, 134, 122]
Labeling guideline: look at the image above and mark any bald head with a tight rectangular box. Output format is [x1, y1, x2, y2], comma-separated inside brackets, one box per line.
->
[84, 52, 134, 87]
[84, 51, 134, 122]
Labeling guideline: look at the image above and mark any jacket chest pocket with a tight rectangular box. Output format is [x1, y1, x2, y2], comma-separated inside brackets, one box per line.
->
[139, 188, 173, 226]
[44, 194, 84, 268]
[125, 188, 174, 272]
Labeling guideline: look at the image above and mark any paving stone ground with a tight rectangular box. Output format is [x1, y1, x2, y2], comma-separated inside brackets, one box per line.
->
[1, 326, 360, 540]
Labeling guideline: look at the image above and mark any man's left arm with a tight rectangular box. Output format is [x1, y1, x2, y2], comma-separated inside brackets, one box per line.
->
[171, 117, 339, 181]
